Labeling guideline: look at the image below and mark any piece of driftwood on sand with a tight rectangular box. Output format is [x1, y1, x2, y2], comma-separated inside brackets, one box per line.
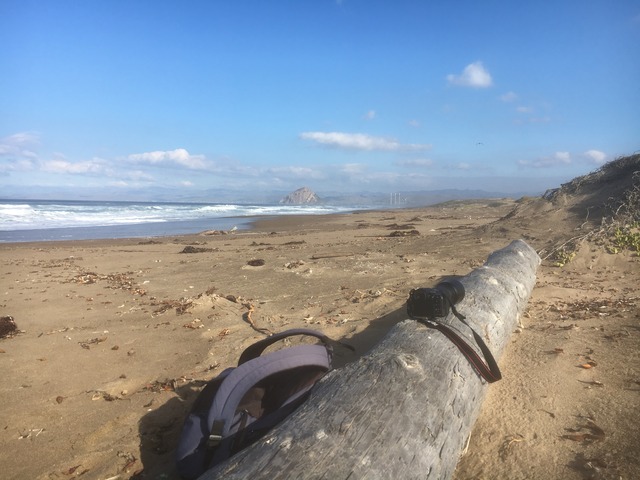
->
[199, 239, 541, 480]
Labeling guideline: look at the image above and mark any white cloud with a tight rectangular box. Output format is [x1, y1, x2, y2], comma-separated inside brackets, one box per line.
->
[340, 163, 367, 174]
[128, 148, 207, 169]
[395, 158, 433, 168]
[456, 162, 472, 170]
[516, 106, 533, 113]
[408, 119, 421, 128]
[518, 151, 572, 168]
[500, 91, 518, 102]
[583, 149, 607, 164]
[2, 132, 39, 146]
[299, 132, 431, 151]
[41, 157, 108, 174]
[0, 131, 39, 165]
[447, 61, 493, 88]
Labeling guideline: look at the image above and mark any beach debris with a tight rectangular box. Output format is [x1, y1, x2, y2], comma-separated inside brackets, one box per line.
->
[70, 271, 147, 296]
[218, 328, 231, 338]
[351, 288, 389, 303]
[499, 433, 524, 459]
[1, 316, 19, 339]
[385, 223, 416, 230]
[545, 297, 637, 321]
[183, 318, 204, 329]
[311, 253, 353, 260]
[18, 428, 45, 440]
[545, 347, 564, 355]
[117, 451, 138, 473]
[568, 455, 617, 479]
[562, 418, 605, 443]
[180, 245, 215, 254]
[578, 380, 604, 387]
[72, 272, 99, 284]
[557, 324, 578, 330]
[90, 390, 122, 401]
[579, 360, 598, 369]
[151, 298, 194, 315]
[388, 229, 420, 237]
[143, 378, 185, 393]
[250, 241, 272, 247]
[247, 259, 266, 267]
[78, 336, 108, 349]
[284, 260, 306, 269]
[61, 464, 86, 475]
[243, 303, 273, 336]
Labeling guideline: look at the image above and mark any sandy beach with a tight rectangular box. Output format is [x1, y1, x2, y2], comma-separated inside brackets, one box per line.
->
[1, 165, 639, 479]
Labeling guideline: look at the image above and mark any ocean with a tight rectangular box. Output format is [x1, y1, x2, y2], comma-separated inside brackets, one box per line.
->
[0, 199, 367, 243]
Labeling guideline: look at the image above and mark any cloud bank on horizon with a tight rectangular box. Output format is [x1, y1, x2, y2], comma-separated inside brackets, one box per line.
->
[1, 1, 638, 200]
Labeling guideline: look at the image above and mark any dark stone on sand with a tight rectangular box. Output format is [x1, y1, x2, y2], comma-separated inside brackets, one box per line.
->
[388, 229, 420, 237]
[180, 246, 215, 254]
[1, 316, 18, 339]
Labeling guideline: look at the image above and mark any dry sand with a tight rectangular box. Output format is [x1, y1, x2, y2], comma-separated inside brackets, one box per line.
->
[1, 176, 639, 479]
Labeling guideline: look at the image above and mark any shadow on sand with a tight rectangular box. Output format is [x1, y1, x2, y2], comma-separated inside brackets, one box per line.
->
[134, 306, 411, 478]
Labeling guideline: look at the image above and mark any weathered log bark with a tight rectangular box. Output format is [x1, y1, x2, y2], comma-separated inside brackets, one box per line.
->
[200, 239, 540, 480]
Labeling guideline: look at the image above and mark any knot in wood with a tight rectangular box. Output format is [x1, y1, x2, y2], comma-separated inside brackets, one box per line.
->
[279, 436, 293, 451]
[394, 353, 422, 371]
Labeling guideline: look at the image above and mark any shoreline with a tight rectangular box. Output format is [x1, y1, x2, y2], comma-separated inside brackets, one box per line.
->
[0, 207, 387, 245]
[0, 198, 375, 244]
[0, 207, 391, 246]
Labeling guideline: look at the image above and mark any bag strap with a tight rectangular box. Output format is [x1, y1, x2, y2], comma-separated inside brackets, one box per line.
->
[414, 305, 502, 383]
[237, 328, 333, 365]
[208, 344, 331, 445]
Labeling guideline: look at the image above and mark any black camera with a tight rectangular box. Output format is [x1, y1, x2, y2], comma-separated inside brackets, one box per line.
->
[407, 279, 465, 320]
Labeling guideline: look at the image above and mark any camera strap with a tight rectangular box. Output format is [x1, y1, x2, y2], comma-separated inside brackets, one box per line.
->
[418, 305, 502, 383]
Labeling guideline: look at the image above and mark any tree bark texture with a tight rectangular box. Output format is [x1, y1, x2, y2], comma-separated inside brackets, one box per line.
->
[199, 239, 541, 480]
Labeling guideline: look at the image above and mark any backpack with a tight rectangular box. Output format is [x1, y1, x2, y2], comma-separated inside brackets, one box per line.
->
[175, 328, 333, 479]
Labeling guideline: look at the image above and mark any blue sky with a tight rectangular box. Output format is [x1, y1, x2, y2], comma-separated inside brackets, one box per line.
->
[1, 0, 639, 201]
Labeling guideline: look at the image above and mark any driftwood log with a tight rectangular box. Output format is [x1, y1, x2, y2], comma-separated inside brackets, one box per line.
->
[200, 239, 541, 479]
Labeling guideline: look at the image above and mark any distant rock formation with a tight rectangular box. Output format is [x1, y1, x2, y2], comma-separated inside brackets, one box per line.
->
[280, 187, 320, 205]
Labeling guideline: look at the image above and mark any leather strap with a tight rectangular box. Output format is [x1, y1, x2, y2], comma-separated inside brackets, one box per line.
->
[415, 305, 502, 383]
[237, 328, 333, 366]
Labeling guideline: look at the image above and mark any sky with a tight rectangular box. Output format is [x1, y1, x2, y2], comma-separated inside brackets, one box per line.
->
[1, 0, 639, 201]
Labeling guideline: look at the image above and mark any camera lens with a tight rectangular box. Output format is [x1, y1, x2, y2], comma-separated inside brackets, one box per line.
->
[436, 279, 465, 307]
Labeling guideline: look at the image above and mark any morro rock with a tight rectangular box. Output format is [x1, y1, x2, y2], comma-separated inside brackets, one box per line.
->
[279, 187, 320, 205]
